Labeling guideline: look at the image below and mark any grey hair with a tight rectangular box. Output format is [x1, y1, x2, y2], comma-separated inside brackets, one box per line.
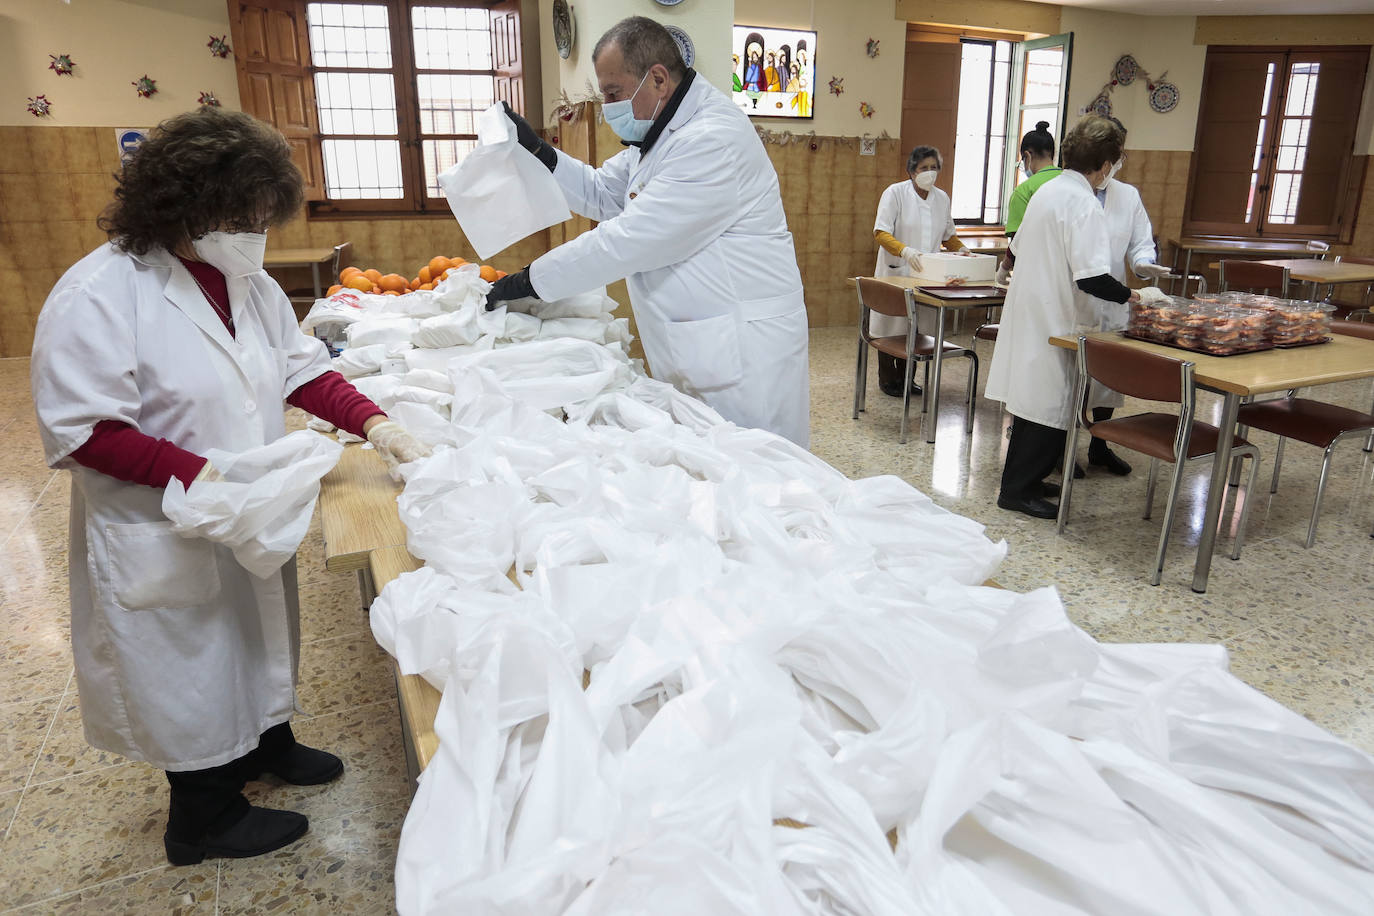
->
[906, 146, 943, 173]
[592, 16, 687, 80]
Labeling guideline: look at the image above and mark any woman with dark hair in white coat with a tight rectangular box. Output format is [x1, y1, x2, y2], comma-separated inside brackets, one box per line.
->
[985, 116, 1141, 519]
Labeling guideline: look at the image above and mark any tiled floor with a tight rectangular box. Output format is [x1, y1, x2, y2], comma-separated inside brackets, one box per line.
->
[2, 326, 1372, 912]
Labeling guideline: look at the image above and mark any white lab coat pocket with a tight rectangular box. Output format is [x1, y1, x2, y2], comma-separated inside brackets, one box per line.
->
[104, 522, 222, 610]
[660, 313, 743, 394]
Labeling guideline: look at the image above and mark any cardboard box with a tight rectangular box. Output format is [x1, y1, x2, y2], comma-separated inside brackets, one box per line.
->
[912, 252, 997, 285]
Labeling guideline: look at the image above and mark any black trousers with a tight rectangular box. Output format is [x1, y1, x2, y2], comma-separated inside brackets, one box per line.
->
[165, 721, 296, 838]
[1000, 415, 1068, 501]
[1089, 407, 1114, 458]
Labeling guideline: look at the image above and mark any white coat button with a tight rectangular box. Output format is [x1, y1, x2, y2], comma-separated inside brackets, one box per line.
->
[244, 400, 256, 412]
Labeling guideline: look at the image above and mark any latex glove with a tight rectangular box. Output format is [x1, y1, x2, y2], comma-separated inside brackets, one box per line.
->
[1136, 261, 1171, 280]
[485, 268, 539, 310]
[366, 420, 432, 475]
[502, 101, 557, 172]
[953, 247, 976, 257]
[193, 460, 223, 485]
[1138, 286, 1171, 305]
[900, 247, 923, 272]
[995, 263, 1011, 286]
[1128, 291, 1143, 305]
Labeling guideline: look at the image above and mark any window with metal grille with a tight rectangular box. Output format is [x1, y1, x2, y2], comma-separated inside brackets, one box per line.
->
[1186, 47, 1368, 241]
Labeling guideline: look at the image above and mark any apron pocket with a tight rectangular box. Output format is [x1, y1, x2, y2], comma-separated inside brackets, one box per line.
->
[660, 313, 743, 393]
[105, 522, 222, 610]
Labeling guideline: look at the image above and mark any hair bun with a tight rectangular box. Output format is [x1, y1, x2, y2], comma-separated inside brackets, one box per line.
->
[1035, 120, 1050, 132]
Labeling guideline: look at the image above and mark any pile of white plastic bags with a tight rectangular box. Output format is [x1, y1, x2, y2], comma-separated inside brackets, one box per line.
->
[348, 287, 1374, 915]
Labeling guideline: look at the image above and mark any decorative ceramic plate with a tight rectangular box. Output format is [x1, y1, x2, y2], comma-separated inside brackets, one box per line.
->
[652, 0, 686, 5]
[552, 0, 574, 60]
[1112, 54, 1140, 86]
[1089, 92, 1113, 118]
[665, 25, 694, 68]
[1149, 80, 1179, 113]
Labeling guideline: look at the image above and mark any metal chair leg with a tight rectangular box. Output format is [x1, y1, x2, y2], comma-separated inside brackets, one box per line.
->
[1270, 437, 1286, 493]
[921, 361, 931, 414]
[965, 352, 979, 434]
[1231, 449, 1260, 560]
[1305, 444, 1337, 548]
[1056, 419, 1081, 534]
[1151, 457, 1190, 586]
[1144, 458, 1160, 519]
[899, 356, 916, 445]
[852, 337, 867, 420]
[1229, 418, 1250, 486]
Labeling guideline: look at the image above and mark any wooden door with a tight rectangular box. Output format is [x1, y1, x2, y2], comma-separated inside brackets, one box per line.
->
[491, 0, 524, 115]
[899, 41, 961, 191]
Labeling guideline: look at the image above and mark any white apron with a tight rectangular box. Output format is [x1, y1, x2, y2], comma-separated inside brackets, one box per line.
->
[31, 244, 333, 770]
[869, 181, 956, 338]
[530, 75, 810, 448]
[985, 171, 1113, 430]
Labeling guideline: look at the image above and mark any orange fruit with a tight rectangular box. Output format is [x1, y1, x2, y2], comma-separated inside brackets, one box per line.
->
[478, 265, 499, 282]
[428, 256, 451, 277]
[343, 274, 373, 292]
[382, 290, 401, 296]
[339, 266, 363, 282]
[378, 273, 408, 293]
[494, 270, 508, 280]
[326, 284, 343, 296]
[449, 257, 468, 267]
[371, 285, 382, 294]
[363, 268, 383, 284]
[419, 282, 434, 291]
[410, 277, 422, 290]
[418, 266, 433, 284]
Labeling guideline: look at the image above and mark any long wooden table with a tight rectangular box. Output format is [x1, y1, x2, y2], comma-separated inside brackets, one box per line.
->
[853, 275, 1006, 444]
[318, 443, 406, 603]
[369, 546, 435, 782]
[1259, 259, 1374, 302]
[1050, 331, 1374, 591]
[265, 246, 339, 299]
[1168, 237, 1318, 298]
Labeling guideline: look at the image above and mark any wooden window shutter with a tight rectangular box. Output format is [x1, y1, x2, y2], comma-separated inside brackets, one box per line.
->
[229, 0, 326, 201]
[490, 0, 525, 116]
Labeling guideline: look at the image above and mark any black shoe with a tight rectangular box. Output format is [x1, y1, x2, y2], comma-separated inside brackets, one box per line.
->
[878, 377, 903, 397]
[1041, 482, 1061, 498]
[1089, 449, 1133, 476]
[165, 805, 308, 866]
[997, 495, 1059, 519]
[1073, 463, 1086, 479]
[256, 744, 344, 786]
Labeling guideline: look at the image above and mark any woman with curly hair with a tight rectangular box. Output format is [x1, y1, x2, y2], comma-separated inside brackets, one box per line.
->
[29, 107, 429, 865]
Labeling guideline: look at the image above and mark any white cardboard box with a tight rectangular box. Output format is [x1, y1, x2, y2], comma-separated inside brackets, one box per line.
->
[911, 252, 997, 285]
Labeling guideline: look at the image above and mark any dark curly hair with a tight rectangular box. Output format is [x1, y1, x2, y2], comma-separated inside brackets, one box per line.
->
[100, 107, 304, 255]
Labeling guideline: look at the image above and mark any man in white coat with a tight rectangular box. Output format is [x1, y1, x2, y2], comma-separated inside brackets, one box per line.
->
[489, 16, 811, 447]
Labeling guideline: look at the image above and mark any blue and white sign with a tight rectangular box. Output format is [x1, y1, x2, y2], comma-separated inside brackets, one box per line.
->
[116, 128, 149, 163]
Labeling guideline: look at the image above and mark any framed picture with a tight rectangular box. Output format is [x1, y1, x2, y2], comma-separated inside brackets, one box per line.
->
[732, 25, 816, 119]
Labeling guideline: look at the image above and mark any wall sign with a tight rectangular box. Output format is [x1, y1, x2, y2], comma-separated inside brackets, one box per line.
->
[116, 128, 150, 163]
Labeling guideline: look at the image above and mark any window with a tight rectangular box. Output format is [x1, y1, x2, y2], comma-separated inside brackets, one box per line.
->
[1186, 47, 1368, 240]
[950, 39, 1011, 224]
[229, 0, 525, 215]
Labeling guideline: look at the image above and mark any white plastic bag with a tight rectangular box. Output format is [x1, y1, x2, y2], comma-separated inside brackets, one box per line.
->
[347, 316, 420, 348]
[161, 430, 343, 578]
[414, 310, 481, 349]
[439, 103, 571, 259]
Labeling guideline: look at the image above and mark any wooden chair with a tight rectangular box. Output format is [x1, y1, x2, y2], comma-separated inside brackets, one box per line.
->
[853, 278, 978, 444]
[1057, 335, 1261, 585]
[1218, 260, 1289, 297]
[1329, 255, 1374, 319]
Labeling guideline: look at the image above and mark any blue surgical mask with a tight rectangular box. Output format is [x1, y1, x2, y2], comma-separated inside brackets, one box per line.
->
[603, 71, 660, 142]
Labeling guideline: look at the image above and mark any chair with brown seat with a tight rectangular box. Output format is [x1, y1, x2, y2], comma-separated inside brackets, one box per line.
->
[1333, 319, 1374, 453]
[853, 277, 979, 444]
[1056, 335, 1261, 585]
[1218, 260, 1289, 297]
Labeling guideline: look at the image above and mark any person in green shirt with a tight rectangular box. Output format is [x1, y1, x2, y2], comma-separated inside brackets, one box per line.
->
[998, 121, 1061, 284]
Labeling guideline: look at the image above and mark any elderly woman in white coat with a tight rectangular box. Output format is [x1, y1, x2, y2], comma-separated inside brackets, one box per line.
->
[489, 16, 810, 447]
[30, 108, 428, 865]
[869, 145, 972, 396]
[985, 116, 1140, 519]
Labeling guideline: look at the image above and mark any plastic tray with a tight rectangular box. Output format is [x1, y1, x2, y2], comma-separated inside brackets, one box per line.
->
[1273, 336, 1333, 349]
[1120, 330, 1275, 357]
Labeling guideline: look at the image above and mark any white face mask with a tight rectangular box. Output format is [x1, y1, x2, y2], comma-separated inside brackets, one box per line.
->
[913, 170, 938, 191]
[1096, 159, 1123, 191]
[602, 71, 660, 142]
[192, 231, 268, 278]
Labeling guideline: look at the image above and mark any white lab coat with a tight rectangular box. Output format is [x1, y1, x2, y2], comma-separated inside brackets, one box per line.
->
[30, 243, 333, 770]
[529, 74, 810, 447]
[869, 181, 957, 338]
[985, 171, 1113, 430]
[1091, 178, 1159, 409]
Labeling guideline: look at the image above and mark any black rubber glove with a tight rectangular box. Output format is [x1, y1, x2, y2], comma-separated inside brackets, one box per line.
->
[485, 268, 539, 310]
[502, 101, 557, 172]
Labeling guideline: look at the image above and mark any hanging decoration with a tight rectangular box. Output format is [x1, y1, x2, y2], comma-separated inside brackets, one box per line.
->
[26, 95, 53, 118]
[858, 101, 875, 119]
[198, 91, 222, 107]
[207, 35, 232, 58]
[133, 75, 158, 98]
[865, 38, 880, 58]
[549, 80, 600, 124]
[1081, 55, 1180, 117]
[828, 76, 844, 96]
[48, 53, 76, 76]
[753, 126, 891, 148]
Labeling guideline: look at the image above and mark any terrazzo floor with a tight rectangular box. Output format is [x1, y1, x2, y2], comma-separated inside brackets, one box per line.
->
[2, 324, 1372, 912]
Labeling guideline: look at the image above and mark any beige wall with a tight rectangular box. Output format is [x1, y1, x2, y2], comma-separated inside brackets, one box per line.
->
[0, 0, 240, 127]
[1059, 9, 1205, 152]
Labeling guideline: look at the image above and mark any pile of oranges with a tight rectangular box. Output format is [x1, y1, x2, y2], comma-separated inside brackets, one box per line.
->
[325, 257, 508, 297]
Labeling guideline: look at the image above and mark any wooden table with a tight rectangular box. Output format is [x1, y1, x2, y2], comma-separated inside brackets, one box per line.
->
[369, 546, 436, 783]
[854, 275, 1005, 444]
[1258, 259, 1374, 302]
[961, 237, 1009, 258]
[1050, 331, 1374, 591]
[264, 246, 338, 299]
[318, 443, 406, 603]
[1169, 238, 1318, 298]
